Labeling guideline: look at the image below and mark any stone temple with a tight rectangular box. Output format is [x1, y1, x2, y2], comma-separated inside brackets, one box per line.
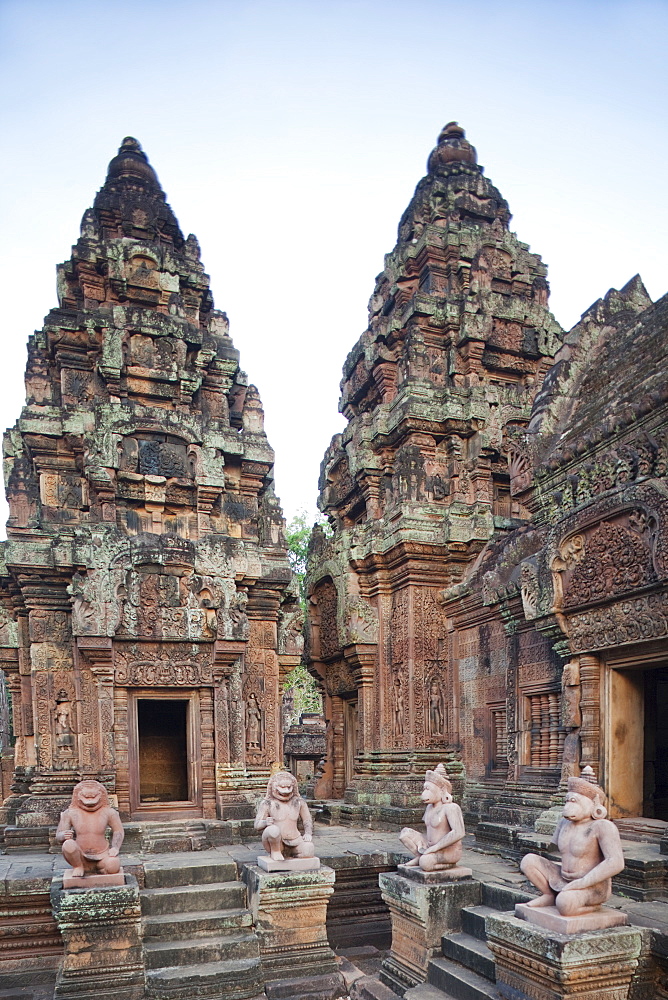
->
[0, 137, 295, 843]
[305, 121, 668, 849]
[0, 127, 667, 1000]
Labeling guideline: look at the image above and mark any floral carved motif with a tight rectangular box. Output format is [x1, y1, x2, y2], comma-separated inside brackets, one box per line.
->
[567, 592, 668, 653]
[554, 512, 659, 611]
[115, 644, 214, 686]
[314, 579, 340, 660]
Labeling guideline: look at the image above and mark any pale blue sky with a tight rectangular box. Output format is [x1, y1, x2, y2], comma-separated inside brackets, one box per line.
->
[1, 0, 666, 528]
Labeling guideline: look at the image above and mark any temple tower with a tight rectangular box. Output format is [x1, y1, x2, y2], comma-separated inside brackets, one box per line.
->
[0, 138, 294, 836]
[305, 124, 564, 819]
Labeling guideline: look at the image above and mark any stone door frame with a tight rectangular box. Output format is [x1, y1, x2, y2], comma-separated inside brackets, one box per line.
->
[604, 640, 668, 820]
[127, 687, 203, 819]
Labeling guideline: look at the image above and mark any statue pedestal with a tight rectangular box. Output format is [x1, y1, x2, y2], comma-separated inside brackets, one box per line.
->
[257, 855, 321, 872]
[486, 910, 645, 1000]
[51, 875, 144, 999]
[242, 863, 346, 1000]
[515, 901, 628, 934]
[62, 870, 125, 889]
[378, 869, 480, 992]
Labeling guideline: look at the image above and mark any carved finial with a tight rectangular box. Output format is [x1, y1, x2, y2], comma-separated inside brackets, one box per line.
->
[118, 136, 143, 155]
[439, 121, 466, 141]
[581, 765, 597, 784]
[427, 120, 478, 172]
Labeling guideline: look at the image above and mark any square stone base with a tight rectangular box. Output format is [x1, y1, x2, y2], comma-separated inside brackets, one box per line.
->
[397, 864, 473, 883]
[486, 910, 645, 1000]
[52, 875, 144, 1000]
[258, 855, 321, 872]
[379, 871, 481, 991]
[515, 902, 628, 934]
[63, 870, 125, 889]
[243, 864, 341, 983]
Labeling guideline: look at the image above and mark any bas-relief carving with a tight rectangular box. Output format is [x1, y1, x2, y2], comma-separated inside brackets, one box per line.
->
[553, 515, 658, 611]
[114, 643, 214, 686]
[427, 676, 446, 739]
[278, 608, 304, 656]
[343, 595, 378, 645]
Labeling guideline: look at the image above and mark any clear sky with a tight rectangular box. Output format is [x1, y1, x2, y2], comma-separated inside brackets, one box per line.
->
[0, 0, 666, 533]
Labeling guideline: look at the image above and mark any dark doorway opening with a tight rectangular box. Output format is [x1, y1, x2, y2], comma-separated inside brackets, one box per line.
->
[138, 699, 189, 803]
[344, 697, 358, 791]
[644, 668, 668, 820]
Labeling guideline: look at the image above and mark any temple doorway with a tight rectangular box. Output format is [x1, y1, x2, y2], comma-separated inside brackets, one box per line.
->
[643, 668, 668, 820]
[128, 691, 202, 818]
[607, 663, 668, 821]
[344, 697, 358, 790]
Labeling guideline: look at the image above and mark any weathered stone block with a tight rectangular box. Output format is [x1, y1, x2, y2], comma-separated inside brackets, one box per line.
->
[486, 910, 646, 1000]
[378, 870, 481, 992]
[51, 874, 145, 999]
[242, 863, 345, 999]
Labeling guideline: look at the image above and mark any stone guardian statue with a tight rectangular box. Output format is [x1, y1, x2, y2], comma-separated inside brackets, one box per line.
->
[518, 766, 626, 930]
[399, 763, 469, 875]
[254, 771, 319, 871]
[56, 779, 124, 887]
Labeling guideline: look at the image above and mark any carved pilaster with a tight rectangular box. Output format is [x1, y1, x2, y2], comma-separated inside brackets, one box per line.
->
[345, 644, 376, 755]
[76, 637, 114, 782]
[579, 654, 602, 777]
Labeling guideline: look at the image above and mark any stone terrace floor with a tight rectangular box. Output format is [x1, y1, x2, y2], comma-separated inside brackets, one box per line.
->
[3, 824, 668, 936]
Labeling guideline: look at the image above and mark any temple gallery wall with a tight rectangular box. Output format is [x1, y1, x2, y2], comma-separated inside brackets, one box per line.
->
[0, 125, 666, 1000]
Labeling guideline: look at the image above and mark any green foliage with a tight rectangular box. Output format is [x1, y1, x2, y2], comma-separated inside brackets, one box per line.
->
[284, 510, 312, 592]
[283, 662, 322, 728]
[282, 510, 326, 725]
[284, 509, 329, 607]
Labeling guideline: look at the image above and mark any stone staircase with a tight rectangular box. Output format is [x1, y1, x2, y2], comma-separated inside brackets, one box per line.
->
[141, 857, 265, 999]
[404, 882, 532, 1000]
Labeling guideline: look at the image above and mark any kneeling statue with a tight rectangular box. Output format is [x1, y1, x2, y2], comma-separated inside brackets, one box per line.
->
[254, 771, 316, 866]
[56, 779, 124, 881]
[521, 766, 624, 917]
[399, 763, 465, 872]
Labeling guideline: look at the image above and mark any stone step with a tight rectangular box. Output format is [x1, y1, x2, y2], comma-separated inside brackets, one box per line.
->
[141, 880, 245, 915]
[404, 985, 453, 1000]
[143, 859, 237, 888]
[143, 906, 252, 940]
[474, 823, 517, 848]
[144, 930, 258, 970]
[460, 906, 497, 940]
[480, 882, 533, 911]
[0, 990, 54, 1000]
[440, 933, 495, 982]
[427, 957, 499, 1000]
[145, 956, 263, 999]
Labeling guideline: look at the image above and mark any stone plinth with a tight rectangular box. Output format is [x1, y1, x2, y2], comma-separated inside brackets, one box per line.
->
[258, 855, 321, 872]
[486, 910, 645, 1000]
[378, 870, 480, 992]
[515, 901, 628, 934]
[242, 863, 346, 1000]
[51, 875, 145, 999]
[63, 870, 125, 889]
[397, 864, 473, 882]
